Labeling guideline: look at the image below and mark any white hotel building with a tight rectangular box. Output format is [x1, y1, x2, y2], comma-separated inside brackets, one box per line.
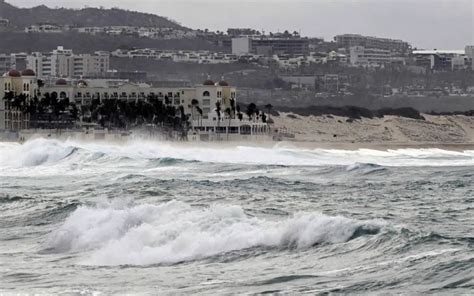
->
[26, 46, 110, 79]
[349, 46, 392, 67]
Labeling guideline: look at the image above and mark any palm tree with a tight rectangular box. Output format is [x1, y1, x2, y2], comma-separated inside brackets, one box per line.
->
[236, 105, 244, 121]
[195, 106, 203, 128]
[215, 101, 221, 139]
[265, 103, 273, 116]
[246, 103, 257, 121]
[191, 98, 199, 130]
[225, 107, 232, 140]
[230, 98, 236, 118]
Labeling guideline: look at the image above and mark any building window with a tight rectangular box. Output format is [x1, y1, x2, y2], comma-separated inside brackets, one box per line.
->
[203, 99, 210, 105]
[203, 91, 210, 97]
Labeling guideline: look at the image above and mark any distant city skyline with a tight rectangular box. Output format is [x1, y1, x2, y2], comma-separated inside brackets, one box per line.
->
[6, 0, 474, 49]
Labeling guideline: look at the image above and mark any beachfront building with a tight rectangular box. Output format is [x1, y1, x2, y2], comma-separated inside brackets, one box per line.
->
[26, 46, 110, 79]
[0, 69, 39, 130]
[41, 78, 269, 140]
[1, 68, 269, 139]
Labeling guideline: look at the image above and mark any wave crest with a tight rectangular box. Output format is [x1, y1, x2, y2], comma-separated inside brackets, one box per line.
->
[1, 139, 473, 168]
[44, 200, 384, 266]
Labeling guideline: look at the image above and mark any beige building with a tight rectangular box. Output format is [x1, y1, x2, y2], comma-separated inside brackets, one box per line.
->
[1, 69, 39, 130]
[2, 72, 269, 139]
[42, 78, 236, 121]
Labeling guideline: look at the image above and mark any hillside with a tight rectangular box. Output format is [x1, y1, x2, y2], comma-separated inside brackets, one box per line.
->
[0, 32, 216, 53]
[0, 0, 185, 29]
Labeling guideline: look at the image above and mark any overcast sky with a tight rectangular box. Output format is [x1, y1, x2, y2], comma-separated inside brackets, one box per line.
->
[7, 0, 474, 49]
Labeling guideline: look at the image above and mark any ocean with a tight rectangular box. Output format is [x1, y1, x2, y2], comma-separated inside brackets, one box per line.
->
[0, 139, 473, 294]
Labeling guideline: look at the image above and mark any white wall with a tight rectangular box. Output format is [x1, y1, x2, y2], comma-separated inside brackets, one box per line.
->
[232, 37, 251, 55]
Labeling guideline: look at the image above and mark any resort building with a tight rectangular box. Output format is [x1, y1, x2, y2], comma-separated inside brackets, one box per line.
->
[41, 78, 268, 139]
[0, 69, 39, 130]
[1, 67, 269, 139]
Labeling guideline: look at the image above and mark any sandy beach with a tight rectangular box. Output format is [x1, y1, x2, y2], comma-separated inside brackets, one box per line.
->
[271, 113, 474, 150]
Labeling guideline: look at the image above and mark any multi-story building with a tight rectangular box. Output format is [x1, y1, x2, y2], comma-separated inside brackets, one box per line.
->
[0, 54, 16, 74]
[232, 36, 309, 56]
[42, 78, 268, 138]
[0, 69, 39, 130]
[335, 34, 410, 54]
[42, 78, 236, 120]
[349, 46, 391, 67]
[465, 46, 474, 70]
[26, 46, 110, 79]
[2, 72, 269, 138]
[412, 49, 468, 71]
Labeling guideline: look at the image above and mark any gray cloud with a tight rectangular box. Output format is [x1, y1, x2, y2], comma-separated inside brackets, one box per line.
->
[7, 0, 474, 48]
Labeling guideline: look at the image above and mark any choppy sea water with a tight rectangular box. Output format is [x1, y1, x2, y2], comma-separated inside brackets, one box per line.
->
[0, 139, 473, 294]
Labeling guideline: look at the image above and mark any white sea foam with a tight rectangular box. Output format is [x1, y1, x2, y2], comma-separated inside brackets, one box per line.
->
[0, 138, 473, 169]
[45, 200, 384, 266]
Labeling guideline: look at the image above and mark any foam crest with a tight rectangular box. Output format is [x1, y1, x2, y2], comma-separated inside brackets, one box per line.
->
[45, 200, 384, 266]
[0, 139, 77, 167]
[1, 138, 473, 168]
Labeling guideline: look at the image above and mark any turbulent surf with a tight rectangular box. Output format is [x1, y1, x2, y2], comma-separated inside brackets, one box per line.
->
[0, 139, 473, 294]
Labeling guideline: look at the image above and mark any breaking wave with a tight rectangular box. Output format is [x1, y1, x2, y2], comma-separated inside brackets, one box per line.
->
[44, 200, 385, 266]
[0, 138, 473, 168]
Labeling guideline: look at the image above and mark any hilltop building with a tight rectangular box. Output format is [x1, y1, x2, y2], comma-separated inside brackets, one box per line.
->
[26, 46, 110, 79]
[349, 46, 392, 67]
[412, 49, 470, 71]
[466, 46, 474, 70]
[335, 34, 410, 54]
[0, 54, 16, 74]
[25, 23, 63, 33]
[232, 36, 309, 56]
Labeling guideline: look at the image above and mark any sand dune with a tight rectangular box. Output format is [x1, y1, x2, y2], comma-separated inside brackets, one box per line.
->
[272, 113, 474, 149]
